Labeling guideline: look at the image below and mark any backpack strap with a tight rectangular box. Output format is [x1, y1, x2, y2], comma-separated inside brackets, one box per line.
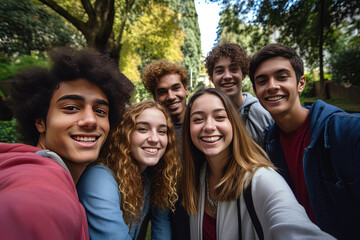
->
[243, 180, 264, 240]
[242, 104, 252, 122]
[237, 198, 242, 240]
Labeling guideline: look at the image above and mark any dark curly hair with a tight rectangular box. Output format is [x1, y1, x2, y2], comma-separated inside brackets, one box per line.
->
[9, 47, 134, 146]
[205, 42, 250, 79]
[141, 59, 188, 97]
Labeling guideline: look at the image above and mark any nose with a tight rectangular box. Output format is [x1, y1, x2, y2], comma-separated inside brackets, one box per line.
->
[267, 77, 280, 92]
[223, 69, 232, 80]
[78, 107, 97, 129]
[203, 118, 216, 132]
[147, 131, 159, 143]
[167, 90, 176, 101]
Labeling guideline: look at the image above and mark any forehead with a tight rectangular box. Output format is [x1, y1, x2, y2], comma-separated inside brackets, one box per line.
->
[254, 56, 294, 77]
[214, 57, 234, 68]
[136, 107, 167, 124]
[156, 73, 183, 89]
[51, 78, 108, 103]
[191, 93, 225, 113]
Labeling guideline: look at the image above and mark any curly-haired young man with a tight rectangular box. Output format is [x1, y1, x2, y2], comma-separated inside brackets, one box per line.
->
[250, 43, 360, 239]
[141, 60, 189, 240]
[142, 59, 188, 137]
[205, 42, 273, 147]
[0, 47, 133, 239]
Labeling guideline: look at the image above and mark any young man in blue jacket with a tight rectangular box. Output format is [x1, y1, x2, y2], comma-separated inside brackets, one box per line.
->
[249, 43, 360, 239]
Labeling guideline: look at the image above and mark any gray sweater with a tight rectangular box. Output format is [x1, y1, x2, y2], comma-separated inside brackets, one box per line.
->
[238, 92, 273, 148]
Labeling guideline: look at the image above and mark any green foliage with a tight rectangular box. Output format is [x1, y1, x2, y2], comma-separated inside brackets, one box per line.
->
[217, 4, 271, 54]
[0, 0, 84, 56]
[0, 55, 49, 81]
[301, 72, 316, 97]
[131, 81, 152, 103]
[119, 3, 184, 82]
[328, 48, 360, 86]
[0, 120, 19, 143]
[242, 77, 253, 93]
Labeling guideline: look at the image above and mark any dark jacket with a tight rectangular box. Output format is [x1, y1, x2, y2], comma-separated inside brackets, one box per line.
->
[264, 100, 360, 239]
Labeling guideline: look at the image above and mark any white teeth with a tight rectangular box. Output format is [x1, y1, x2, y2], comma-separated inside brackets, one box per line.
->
[201, 136, 221, 143]
[222, 83, 235, 87]
[267, 96, 284, 101]
[143, 148, 158, 153]
[169, 102, 179, 107]
[73, 136, 96, 142]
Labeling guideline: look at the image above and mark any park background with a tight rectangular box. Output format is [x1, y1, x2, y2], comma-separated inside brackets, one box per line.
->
[1, 0, 360, 144]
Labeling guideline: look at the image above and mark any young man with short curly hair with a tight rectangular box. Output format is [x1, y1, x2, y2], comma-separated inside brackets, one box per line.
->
[141, 59, 190, 240]
[142, 59, 189, 137]
[205, 43, 273, 147]
[0, 47, 133, 239]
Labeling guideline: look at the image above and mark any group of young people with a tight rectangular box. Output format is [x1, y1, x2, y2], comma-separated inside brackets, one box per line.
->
[0, 42, 359, 240]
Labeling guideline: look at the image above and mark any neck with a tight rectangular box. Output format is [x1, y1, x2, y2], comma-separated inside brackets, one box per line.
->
[274, 105, 309, 133]
[206, 153, 229, 184]
[62, 159, 87, 184]
[171, 113, 184, 124]
[232, 92, 244, 108]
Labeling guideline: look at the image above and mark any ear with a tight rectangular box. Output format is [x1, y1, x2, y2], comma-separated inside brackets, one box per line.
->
[35, 118, 46, 134]
[184, 85, 189, 97]
[252, 85, 257, 95]
[297, 75, 306, 93]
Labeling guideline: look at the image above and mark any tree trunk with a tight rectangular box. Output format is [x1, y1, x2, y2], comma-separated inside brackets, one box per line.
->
[318, 0, 328, 100]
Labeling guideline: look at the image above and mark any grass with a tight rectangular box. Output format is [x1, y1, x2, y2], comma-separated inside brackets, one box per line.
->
[301, 97, 360, 113]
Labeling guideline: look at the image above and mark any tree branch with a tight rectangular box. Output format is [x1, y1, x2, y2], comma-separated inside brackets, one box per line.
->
[39, 0, 86, 32]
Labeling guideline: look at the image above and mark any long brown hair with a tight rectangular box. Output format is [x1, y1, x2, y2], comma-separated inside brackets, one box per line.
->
[182, 88, 274, 215]
[101, 100, 180, 225]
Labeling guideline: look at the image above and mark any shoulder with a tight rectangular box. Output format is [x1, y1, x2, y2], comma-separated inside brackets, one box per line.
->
[251, 167, 292, 197]
[77, 165, 118, 199]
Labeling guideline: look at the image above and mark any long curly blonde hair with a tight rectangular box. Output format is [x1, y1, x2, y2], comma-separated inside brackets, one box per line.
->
[100, 100, 180, 225]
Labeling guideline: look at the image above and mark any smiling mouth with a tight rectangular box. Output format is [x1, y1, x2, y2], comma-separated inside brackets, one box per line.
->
[72, 136, 99, 142]
[167, 101, 180, 110]
[265, 96, 285, 101]
[142, 147, 159, 153]
[201, 136, 222, 143]
[221, 82, 236, 88]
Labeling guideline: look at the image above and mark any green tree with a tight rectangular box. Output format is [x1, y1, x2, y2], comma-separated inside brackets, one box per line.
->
[119, 2, 184, 82]
[37, 0, 171, 64]
[212, 0, 360, 99]
[177, 0, 202, 90]
[216, 4, 270, 54]
[0, 0, 84, 56]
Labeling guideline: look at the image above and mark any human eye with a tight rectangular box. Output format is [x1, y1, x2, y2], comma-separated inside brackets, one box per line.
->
[158, 128, 168, 135]
[137, 126, 148, 132]
[231, 67, 239, 72]
[94, 108, 108, 117]
[256, 78, 266, 86]
[215, 69, 223, 74]
[62, 105, 79, 112]
[215, 114, 227, 121]
[173, 85, 181, 91]
[191, 116, 203, 123]
[278, 75, 288, 80]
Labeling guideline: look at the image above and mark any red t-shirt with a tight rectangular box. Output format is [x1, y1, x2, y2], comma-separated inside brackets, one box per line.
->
[203, 211, 216, 240]
[279, 115, 317, 223]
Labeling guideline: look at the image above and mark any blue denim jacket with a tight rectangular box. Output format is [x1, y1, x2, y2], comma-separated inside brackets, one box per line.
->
[77, 165, 171, 240]
[264, 100, 360, 240]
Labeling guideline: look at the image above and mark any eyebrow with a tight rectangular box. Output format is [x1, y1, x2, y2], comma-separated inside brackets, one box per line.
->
[255, 68, 291, 81]
[156, 83, 182, 92]
[191, 108, 226, 117]
[56, 94, 109, 106]
[136, 121, 168, 128]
